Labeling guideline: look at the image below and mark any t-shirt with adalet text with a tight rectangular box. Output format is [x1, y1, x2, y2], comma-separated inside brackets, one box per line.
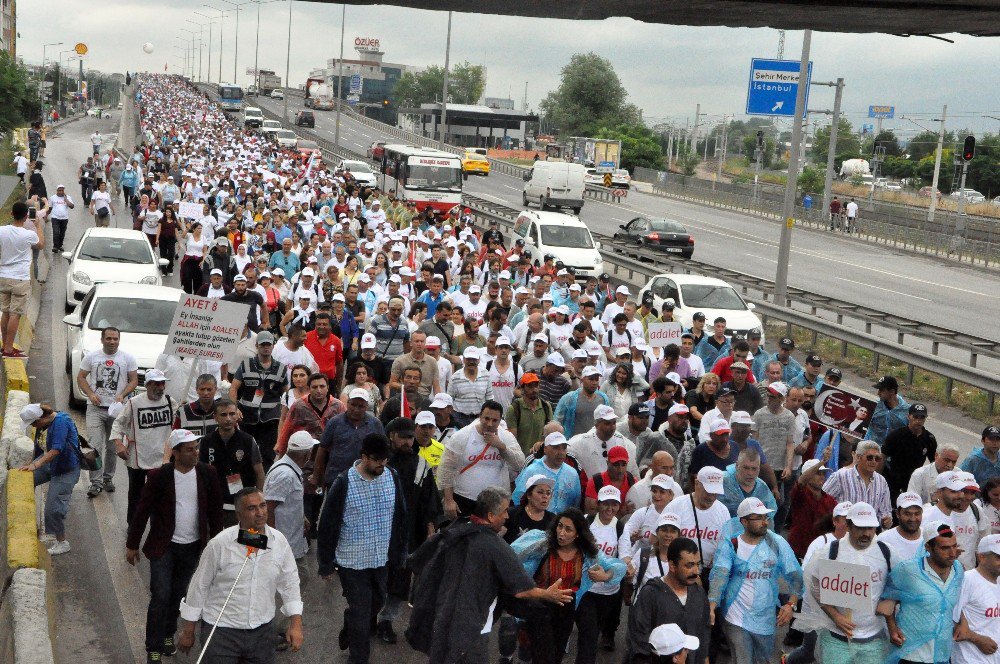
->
[724, 538, 760, 626]
[664, 494, 730, 567]
[0, 226, 39, 281]
[952, 568, 1000, 664]
[923, 503, 985, 570]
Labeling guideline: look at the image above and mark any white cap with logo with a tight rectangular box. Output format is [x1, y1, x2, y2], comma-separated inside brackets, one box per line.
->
[896, 492, 923, 509]
[649, 624, 700, 657]
[846, 502, 879, 528]
[696, 467, 725, 495]
[737, 497, 774, 518]
[597, 485, 622, 503]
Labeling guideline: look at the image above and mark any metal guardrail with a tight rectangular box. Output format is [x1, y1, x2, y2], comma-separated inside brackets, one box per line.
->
[585, 185, 629, 203]
[462, 192, 999, 412]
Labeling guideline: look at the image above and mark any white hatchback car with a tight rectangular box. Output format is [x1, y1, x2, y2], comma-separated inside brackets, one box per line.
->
[273, 129, 298, 149]
[63, 283, 183, 408]
[63, 228, 167, 312]
[270, 89, 284, 100]
[638, 273, 764, 342]
[336, 159, 378, 188]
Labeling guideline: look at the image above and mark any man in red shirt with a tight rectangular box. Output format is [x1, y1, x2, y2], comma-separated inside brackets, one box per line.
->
[786, 455, 837, 558]
[584, 445, 636, 516]
[304, 312, 343, 390]
[711, 339, 757, 385]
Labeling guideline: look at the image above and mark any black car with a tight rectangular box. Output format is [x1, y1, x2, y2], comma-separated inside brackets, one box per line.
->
[294, 110, 315, 128]
[613, 216, 694, 258]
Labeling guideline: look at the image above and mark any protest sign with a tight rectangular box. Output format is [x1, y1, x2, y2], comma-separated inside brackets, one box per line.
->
[816, 558, 874, 612]
[178, 201, 203, 219]
[811, 384, 877, 439]
[647, 322, 683, 347]
[163, 295, 249, 365]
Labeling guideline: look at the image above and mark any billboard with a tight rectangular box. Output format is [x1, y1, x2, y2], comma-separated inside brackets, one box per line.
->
[569, 137, 621, 169]
[868, 105, 895, 119]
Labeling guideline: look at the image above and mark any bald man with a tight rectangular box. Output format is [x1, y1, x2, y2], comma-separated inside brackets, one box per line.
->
[625, 451, 676, 511]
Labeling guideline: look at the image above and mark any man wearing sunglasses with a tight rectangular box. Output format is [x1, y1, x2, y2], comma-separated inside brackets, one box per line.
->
[821, 440, 893, 529]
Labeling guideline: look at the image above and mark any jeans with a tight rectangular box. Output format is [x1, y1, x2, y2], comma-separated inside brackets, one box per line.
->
[146, 541, 202, 653]
[337, 566, 387, 664]
[86, 404, 117, 485]
[818, 630, 887, 664]
[126, 466, 152, 526]
[33, 465, 80, 538]
[723, 620, 774, 664]
[51, 217, 68, 251]
[159, 236, 177, 275]
[785, 630, 818, 664]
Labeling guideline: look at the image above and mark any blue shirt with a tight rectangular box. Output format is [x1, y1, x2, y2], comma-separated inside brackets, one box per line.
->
[416, 290, 445, 318]
[864, 396, 909, 446]
[772, 354, 803, 383]
[335, 463, 396, 569]
[272, 225, 293, 244]
[961, 447, 1000, 488]
[787, 370, 821, 390]
[39, 412, 80, 475]
[512, 459, 581, 514]
[695, 336, 730, 369]
[720, 463, 777, 518]
[268, 251, 300, 277]
[319, 413, 385, 485]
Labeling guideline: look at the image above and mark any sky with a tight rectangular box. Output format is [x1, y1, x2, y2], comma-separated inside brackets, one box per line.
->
[18, 1, 1000, 138]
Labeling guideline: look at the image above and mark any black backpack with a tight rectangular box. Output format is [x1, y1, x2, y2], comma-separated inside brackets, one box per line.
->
[830, 538, 892, 571]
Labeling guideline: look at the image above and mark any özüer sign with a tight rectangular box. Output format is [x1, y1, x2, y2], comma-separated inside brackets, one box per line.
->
[646, 322, 683, 348]
[354, 37, 380, 50]
[816, 559, 874, 611]
[164, 295, 250, 363]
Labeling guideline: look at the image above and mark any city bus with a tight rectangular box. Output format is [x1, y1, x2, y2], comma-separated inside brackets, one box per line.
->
[217, 83, 244, 114]
[379, 144, 463, 213]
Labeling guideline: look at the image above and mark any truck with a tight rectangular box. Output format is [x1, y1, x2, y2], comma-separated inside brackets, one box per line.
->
[256, 70, 281, 96]
[304, 77, 334, 111]
[839, 158, 871, 179]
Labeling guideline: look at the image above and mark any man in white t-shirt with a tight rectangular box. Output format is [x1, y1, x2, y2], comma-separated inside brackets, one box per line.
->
[876, 491, 925, 568]
[924, 471, 988, 570]
[79, 326, 139, 497]
[666, 467, 730, 570]
[0, 202, 43, 358]
[270, 324, 319, 381]
[845, 198, 859, 233]
[953, 534, 1000, 664]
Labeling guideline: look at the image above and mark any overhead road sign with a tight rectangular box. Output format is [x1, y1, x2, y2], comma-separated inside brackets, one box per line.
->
[745, 58, 812, 117]
[869, 105, 895, 119]
[349, 74, 363, 95]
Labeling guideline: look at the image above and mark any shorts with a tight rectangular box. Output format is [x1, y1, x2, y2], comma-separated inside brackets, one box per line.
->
[0, 278, 30, 315]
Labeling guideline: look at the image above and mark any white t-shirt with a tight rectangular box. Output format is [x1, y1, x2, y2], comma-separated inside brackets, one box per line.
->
[487, 360, 517, 413]
[619, 504, 666, 561]
[453, 427, 509, 501]
[91, 190, 112, 215]
[141, 209, 163, 235]
[588, 516, 622, 596]
[271, 342, 319, 381]
[876, 527, 924, 568]
[683, 353, 706, 378]
[80, 349, 138, 406]
[0, 226, 39, 281]
[846, 201, 859, 218]
[952, 568, 1000, 664]
[808, 536, 888, 639]
[172, 468, 200, 544]
[665, 494, 730, 567]
[924, 504, 985, 570]
[724, 538, 760, 626]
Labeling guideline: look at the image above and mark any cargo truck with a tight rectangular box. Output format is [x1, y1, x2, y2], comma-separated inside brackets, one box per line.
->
[304, 77, 335, 111]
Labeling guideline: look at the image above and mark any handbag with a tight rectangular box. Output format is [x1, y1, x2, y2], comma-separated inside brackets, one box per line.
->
[72, 432, 102, 472]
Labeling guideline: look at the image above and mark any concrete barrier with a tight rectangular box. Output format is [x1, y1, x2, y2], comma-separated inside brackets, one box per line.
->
[0, 568, 55, 664]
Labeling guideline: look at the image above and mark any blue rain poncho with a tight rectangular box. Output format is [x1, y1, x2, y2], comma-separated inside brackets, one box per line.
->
[882, 553, 964, 664]
[509, 529, 627, 609]
[708, 517, 803, 636]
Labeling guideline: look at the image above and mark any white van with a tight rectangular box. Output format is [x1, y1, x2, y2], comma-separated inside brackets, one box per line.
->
[243, 106, 263, 128]
[465, 147, 488, 157]
[522, 161, 586, 213]
[512, 210, 604, 279]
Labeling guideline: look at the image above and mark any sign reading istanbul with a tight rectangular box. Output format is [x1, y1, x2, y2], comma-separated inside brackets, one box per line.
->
[354, 37, 381, 51]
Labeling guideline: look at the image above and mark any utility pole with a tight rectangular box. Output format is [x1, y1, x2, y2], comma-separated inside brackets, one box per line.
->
[439, 10, 453, 149]
[773, 29, 811, 306]
[927, 105, 947, 223]
[665, 129, 673, 171]
[334, 3, 346, 149]
[819, 77, 844, 223]
[282, 0, 291, 122]
[715, 117, 729, 185]
[753, 130, 764, 204]
[690, 103, 700, 153]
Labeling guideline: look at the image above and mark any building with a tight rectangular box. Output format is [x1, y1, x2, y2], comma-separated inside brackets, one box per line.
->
[1, 0, 15, 57]
[307, 37, 422, 124]
[399, 103, 538, 149]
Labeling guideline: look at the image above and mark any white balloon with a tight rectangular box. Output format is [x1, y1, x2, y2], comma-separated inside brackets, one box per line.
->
[142, 42, 154, 54]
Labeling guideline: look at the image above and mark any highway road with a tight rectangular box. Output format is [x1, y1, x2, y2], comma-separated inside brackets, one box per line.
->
[251, 93, 1000, 345]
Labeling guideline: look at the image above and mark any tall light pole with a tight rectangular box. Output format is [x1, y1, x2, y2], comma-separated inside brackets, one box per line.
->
[773, 29, 811, 306]
[56, 49, 73, 110]
[186, 20, 208, 81]
[179, 30, 198, 78]
[283, 0, 292, 122]
[439, 11, 452, 148]
[219, 0, 251, 84]
[927, 105, 947, 223]
[334, 3, 345, 148]
[818, 77, 844, 222]
[203, 6, 227, 82]
[40, 41, 64, 107]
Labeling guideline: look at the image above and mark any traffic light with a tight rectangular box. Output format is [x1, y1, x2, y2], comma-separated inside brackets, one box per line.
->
[756, 130, 764, 148]
[382, 99, 389, 107]
[963, 135, 976, 162]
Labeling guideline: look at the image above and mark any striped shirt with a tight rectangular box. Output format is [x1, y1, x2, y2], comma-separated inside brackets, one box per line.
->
[335, 463, 396, 569]
[822, 466, 892, 522]
[366, 313, 410, 362]
[447, 370, 494, 416]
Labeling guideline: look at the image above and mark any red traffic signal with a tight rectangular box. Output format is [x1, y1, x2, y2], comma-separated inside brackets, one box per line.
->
[963, 135, 976, 162]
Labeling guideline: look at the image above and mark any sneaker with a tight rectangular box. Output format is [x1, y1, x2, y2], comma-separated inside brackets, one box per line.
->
[103, 479, 116, 492]
[147, 652, 162, 663]
[48, 540, 71, 555]
[2, 349, 27, 359]
[162, 637, 176, 657]
[376, 621, 397, 644]
[39, 533, 56, 544]
[86, 484, 103, 498]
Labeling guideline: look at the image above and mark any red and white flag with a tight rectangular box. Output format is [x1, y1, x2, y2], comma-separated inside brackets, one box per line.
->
[400, 389, 410, 419]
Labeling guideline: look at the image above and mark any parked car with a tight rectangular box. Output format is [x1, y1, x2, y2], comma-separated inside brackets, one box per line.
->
[294, 110, 315, 128]
[613, 217, 694, 258]
[461, 151, 490, 177]
[950, 188, 986, 204]
[882, 182, 902, 192]
[62, 228, 167, 312]
[273, 129, 298, 149]
[918, 186, 942, 200]
[270, 89, 284, 100]
[368, 141, 386, 161]
[639, 274, 763, 343]
[63, 283, 183, 408]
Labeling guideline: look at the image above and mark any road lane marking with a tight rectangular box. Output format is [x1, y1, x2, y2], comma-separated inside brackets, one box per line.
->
[745, 253, 778, 263]
[835, 277, 931, 301]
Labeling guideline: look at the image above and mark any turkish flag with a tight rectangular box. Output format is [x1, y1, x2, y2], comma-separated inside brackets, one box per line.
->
[401, 389, 410, 419]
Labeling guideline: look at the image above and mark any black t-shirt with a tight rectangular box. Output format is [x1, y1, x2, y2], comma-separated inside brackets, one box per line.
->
[882, 426, 937, 492]
[504, 506, 555, 544]
[687, 442, 739, 480]
[199, 429, 262, 504]
[361, 356, 391, 387]
[650, 400, 675, 433]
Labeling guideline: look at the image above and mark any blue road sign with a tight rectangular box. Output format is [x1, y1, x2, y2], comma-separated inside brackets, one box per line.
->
[861, 123, 874, 134]
[868, 105, 894, 119]
[598, 161, 615, 168]
[349, 74, 362, 95]
[746, 58, 812, 117]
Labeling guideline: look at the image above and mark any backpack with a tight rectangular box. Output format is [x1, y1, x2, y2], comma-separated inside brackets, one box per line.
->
[510, 396, 552, 427]
[829, 538, 892, 571]
[590, 471, 637, 501]
[606, 327, 632, 349]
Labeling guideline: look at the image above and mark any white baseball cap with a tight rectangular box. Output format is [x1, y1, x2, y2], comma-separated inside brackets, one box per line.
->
[429, 393, 454, 409]
[525, 474, 556, 491]
[581, 365, 602, 378]
[287, 430, 319, 452]
[922, 519, 955, 543]
[936, 471, 975, 492]
[415, 411, 436, 426]
[594, 404, 617, 421]
[649, 624, 700, 657]
[496, 336, 512, 347]
[709, 419, 732, 435]
[19, 403, 44, 435]
[348, 388, 372, 403]
[650, 474, 677, 492]
[532, 333, 549, 344]
[730, 410, 753, 425]
[544, 432, 568, 447]
[737, 497, 774, 518]
[301, 267, 315, 277]
[572, 349, 589, 360]
[832, 501, 853, 518]
[168, 429, 202, 449]
[597, 485, 622, 503]
[896, 491, 923, 509]
[144, 368, 169, 383]
[360, 333, 377, 349]
[767, 381, 788, 397]
[462, 347, 481, 360]
[696, 467, 725, 495]
[615, 285, 630, 295]
[846, 501, 879, 528]
[546, 352, 566, 367]
[978, 534, 1000, 555]
[656, 511, 682, 530]
[667, 403, 690, 417]
[800, 459, 827, 475]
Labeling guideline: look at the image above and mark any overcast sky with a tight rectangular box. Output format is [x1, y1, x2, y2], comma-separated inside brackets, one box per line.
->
[19, 1, 1000, 137]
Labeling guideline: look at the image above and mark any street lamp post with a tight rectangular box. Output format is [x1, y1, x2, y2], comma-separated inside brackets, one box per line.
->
[41, 41, 64, 109]
[334, 3, 345, 148]
[439, 11, 452, 148]
[219, 0, 251, 84]
[194, 13, 218, 84]
[283, 0, 292, 123]
[185, 20, 208, 81]
[202, 6, 227, 83]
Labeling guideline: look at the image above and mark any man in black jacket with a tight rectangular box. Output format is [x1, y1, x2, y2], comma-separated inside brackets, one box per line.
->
[198, 399, 265, 526]
[626, 537, 711, 664]
[317, 434, 407, 663]
[376, 418, 442, 644]
[125, 429, 225, 662]
[221, 274, 264, 334]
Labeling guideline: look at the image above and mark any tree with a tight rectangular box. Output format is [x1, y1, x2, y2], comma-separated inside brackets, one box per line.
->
[0, 52, 39, 132]
[391, 61, 486, 108]
[539, 53, 640, 137]
[741, 135, 776, 169]
[798, 165, 824, 194]
[905, 129, 954, 161]
[679, 152, 700, 176]
[593, 123, 664, 171]
[872, 130, 901, 157]
[811, 118, 860, 168]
